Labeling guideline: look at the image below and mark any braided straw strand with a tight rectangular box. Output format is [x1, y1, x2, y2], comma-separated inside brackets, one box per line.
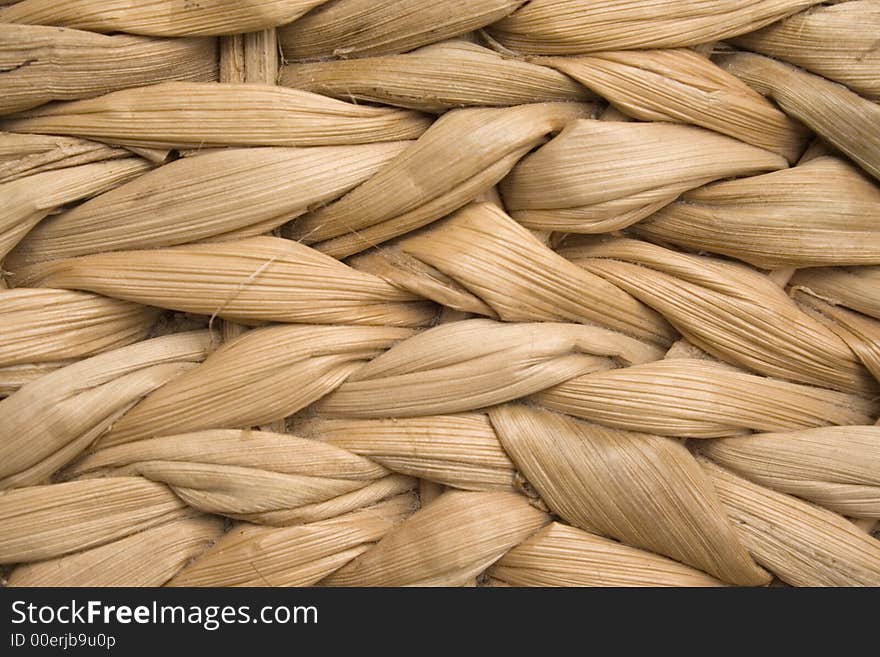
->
[2, 0, 879, 589]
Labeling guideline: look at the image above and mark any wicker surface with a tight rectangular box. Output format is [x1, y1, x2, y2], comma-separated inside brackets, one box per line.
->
[1, 0, 879, 587]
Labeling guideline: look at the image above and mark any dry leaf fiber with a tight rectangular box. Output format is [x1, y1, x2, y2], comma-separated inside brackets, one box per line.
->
[485, 0, 823, 54]
[280, 40, 593, 112]
[0, 0, 327, 36]
[2, 0, 879, 589]
[731, 0, 880, 101]
[0, 25, 218, 115]
[0, 82, 431, 149]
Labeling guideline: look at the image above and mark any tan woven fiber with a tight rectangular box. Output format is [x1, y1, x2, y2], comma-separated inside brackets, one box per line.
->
[1, 0, 879, 588]
[0, 157, 151, 260]
[718, 51, 880, 182]
[5, 144, 413, 265]
[0, 25, 218, 115]
[0, 0, 327, 36]
[280, 40, 594, 112]
[731, 0, 880, 101]
[0, 133, 130, 183]
[636, 156, 880, 269]
[485, 0, 824, 53]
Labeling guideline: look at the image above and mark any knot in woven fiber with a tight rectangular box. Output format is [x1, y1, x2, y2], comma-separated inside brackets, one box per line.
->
[1, 0, 880, 589]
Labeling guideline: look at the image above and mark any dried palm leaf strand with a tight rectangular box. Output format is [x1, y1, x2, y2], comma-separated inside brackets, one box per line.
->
[322, 490, 548, 586]
[0, 0, 326, 37]
[75, 430, 386, 483]
[0, 157, 150, 261]
[71, 429, 414, 526]
[347, 247, 495, 318]
[189, 473, 420, 528]
[220, 29, 277, 84]
[10, 236, 434, 327]
[167, 494, 416, 587]
[0, 331, 214, 490]
[366, 203, 674, 345]
[731, 0, 880, 101]
[489, 523, 725, 587]
[96, 325, 413, 448]
[205, 28, 269, 346]
[790, 266, 880, 321]
[562, 237, 876, 394]
[202, 69, 260, 360]
[702, 426, 880, 519]
[542, 49, 806, 162]
[637, 156, 880, 269]
[319, 319, 664, 418]
[533, 358, 876, 439]
[0, 361, 71, 398]
[213, 36, 268, 345]
[718, 52, 880, 182]
[0, 132, 128, 184]
[793, 290, 880, 384]
[500, 119, 787, 233]
[1, 82, 431, 150]
[280, 0, 524, 60]
[280, 40, 592, 112]
[0, 24, 217, 116]
[702, 459, 880, 586]
[6, 142, 410, 267]
[485, 0, 821, 54]
[0, 477, 188, 564]
[311, 414, 517, 492]
[8, 514, 223, 587]
[490, 405, 768, 585]
[287, 102, 592, 258]
[0, 288, 159, 367]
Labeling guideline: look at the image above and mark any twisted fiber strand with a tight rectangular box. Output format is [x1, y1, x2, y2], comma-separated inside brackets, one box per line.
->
[636, 156, 880, 269]
[0, 331, 215, 489]
[0, 0, 826, 47]
[0, 133, 130, 183]
[0, 24, 218, 115]
[560, 236, 879, 394]
[793, 292, 880, 386]
[537, 48, 807, 162]
[499, 119, 788, 233]
[4, 384, 879, 585]
[0, 157, 151, 260]
[5, 142, 411, 266]
[731, 0, 880, 101]
[2, 0, 880, 588]
[285, 102, 593, 257]
[5, 206, 880, 583]
[1, 315, 878, 585]
[1, 82, 432, 149]
[700, 426, 880, 519]
[718, 51, 880, 182]
[279, 40, 594, 112]
[0, 0, 327, 37]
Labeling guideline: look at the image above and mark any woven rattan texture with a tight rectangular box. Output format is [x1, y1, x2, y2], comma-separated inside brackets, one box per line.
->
[1, 0, 879, 587]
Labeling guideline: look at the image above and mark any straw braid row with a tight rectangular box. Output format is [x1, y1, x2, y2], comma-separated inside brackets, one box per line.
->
[1, 0, 879, 587]
[3, 404, 878, 586]
[1, 310, 879, 585]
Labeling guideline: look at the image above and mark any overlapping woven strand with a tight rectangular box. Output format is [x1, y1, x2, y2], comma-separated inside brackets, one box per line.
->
[1, 0, 879, 587]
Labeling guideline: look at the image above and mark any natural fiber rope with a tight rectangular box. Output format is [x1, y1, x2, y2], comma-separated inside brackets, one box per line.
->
[1, 0, 879, 588]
